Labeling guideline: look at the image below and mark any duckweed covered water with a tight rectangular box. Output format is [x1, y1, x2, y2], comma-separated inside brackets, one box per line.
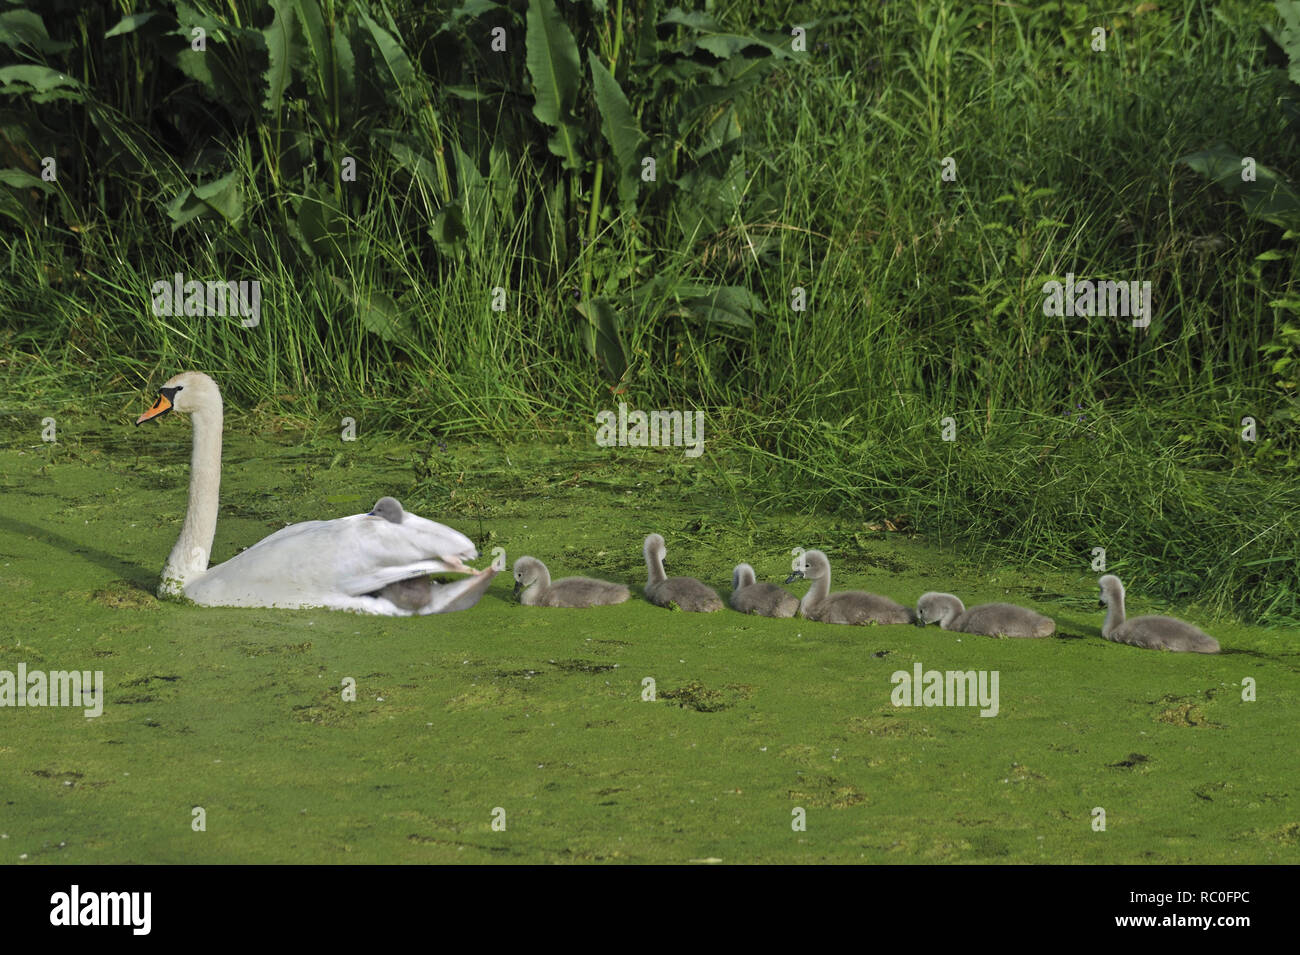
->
[0, 417, 1297, 863]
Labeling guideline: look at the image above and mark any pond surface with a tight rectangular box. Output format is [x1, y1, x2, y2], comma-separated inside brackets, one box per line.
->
[0, 416, 1296, 862]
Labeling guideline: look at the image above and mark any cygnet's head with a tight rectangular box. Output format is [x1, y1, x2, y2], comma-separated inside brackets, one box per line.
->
[1098, 574, 1123, 608]
[785, 548, 829, 584]
[915, 591, 962, 628]
[135, 371, 222, 425]
[644, 534, 667, 565]
[733, 563, 756, 590]
[369, 497, 405, 523]
[512, 555, 546, 598]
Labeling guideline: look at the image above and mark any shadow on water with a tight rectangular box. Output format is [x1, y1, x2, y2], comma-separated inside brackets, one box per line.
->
[1220, 646, 1299, 671]
[0, 515, 154, 590]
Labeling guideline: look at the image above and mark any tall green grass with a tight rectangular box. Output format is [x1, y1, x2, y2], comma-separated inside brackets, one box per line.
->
[1, 0, 1297, 621]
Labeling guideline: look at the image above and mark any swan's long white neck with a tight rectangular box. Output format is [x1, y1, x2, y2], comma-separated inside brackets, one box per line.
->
[161, 397, 222, 594]
[1102, 581, 1126, 638]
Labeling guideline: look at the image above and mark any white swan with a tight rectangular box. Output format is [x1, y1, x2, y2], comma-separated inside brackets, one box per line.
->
[135, 371, 496, 615]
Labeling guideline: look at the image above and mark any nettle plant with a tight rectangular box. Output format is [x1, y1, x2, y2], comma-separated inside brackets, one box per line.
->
[0, 0, 806, 384]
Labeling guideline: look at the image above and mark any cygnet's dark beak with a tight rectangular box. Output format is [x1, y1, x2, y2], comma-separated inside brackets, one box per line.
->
[784, 570, 804, 584]
[512, 580, 522, 599]
[914, 615, 926, 627]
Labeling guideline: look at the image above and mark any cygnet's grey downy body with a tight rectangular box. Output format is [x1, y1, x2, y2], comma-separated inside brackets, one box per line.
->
[512, 555, 630, 607]
[1097, 574, 1220, 653]
[785, 549, 915, 625]
[643, 534, 723, 612]
[915, 591, 1055, 638]
[729, 563, 799, 618]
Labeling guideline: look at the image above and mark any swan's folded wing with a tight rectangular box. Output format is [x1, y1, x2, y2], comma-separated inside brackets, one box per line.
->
[340, 561, 474, 597]
[191, 509, 481, 607]
[341, 511, 477, 565]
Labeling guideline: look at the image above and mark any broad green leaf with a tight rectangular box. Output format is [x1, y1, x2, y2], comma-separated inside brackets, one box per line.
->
[680, 286, 762, 331]
[357, 289, 406, 341]
[296, 182, 348, 260]
[430, 201, 468, 257]
[166, 171, 244, 230]
[263, 1, 294, 116]
[698, 104, 741, 158]
[358, 9, 415, 101]
[660, 10, 788, 60]
[386, 139, 441, 195]
[589, 51, 647, 209]
[532, 179, 567, 267]
[444, 84, 494, 100]
[0, 168, 53, 192]
[452, 143, 489, 223]
[168, 10, 246, 108]
[104, 12, 158, 39]
[193, 174, 243, 220]
[659, 9, 721, 31]
[437, 0, 509, 33]
[486, 142, 514, 214]
[525, 0, 583, 170]
[635, 0, 664, 61]
[576, 298, 627, 381]
[695, 33, 774, 58]
[0, 10, 72, 52]
[295, 0, 328, 75]
[0, 65, 81, 94]
[328, 275, 407, 341]
[1182, 145, 1300, 231]
[294, 0, 354, 124]
[330, 23, 357, 116]
[1269, 0, 1300, 85]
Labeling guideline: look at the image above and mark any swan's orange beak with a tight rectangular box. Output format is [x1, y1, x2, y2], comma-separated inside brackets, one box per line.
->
[136, 393, 173, 425]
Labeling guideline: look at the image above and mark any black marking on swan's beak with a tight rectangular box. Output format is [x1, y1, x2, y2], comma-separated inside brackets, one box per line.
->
[136, 386, 179, 426]
[784, 570, 804, 585]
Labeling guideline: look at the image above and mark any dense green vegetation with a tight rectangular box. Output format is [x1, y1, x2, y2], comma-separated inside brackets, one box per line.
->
[2, 0, 1297, 622]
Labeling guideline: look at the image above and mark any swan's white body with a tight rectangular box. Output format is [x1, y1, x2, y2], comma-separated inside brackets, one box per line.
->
[138, 372, 495, 615]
